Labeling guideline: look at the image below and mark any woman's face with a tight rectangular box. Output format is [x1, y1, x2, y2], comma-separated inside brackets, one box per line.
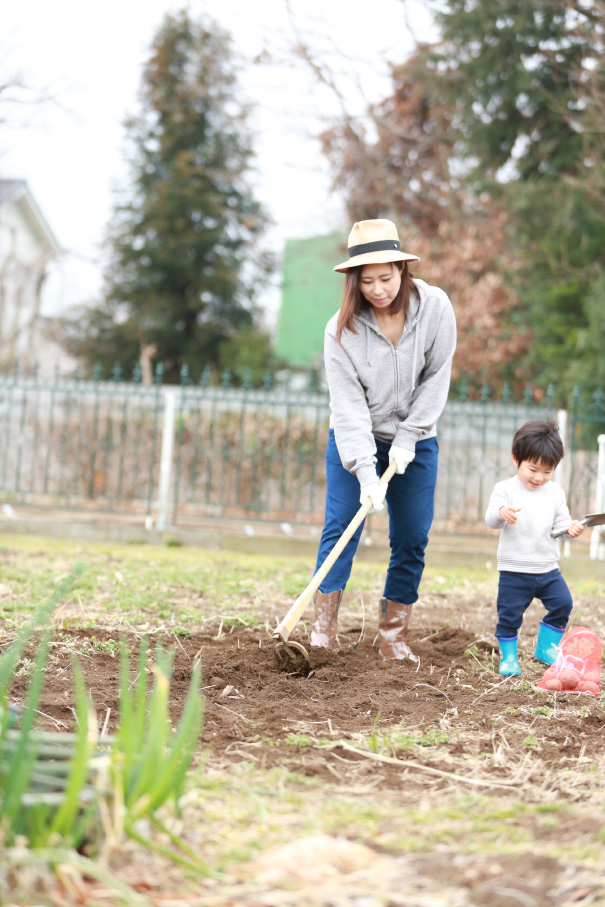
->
[359, 262, 402, 311]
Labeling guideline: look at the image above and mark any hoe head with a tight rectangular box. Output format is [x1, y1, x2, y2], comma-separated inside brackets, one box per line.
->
[273, 637, 310, 666]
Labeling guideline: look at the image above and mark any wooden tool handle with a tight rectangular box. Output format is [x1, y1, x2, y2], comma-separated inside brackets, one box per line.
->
[273, 460, 397, 643]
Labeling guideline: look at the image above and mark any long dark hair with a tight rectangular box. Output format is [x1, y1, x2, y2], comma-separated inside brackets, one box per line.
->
[335, 261, 418, 342]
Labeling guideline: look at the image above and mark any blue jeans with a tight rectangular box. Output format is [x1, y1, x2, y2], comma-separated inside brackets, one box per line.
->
[495, 569, 573, 638]
[314, 430, 439, 604]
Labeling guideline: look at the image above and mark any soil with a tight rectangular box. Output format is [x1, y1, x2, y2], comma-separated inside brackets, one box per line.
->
[7, 589, 605, 906]
[9, 590, 605, 789]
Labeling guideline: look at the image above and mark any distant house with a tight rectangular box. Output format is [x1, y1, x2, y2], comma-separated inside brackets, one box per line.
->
[275, 233, 345, 372]
[0, 179, 61, 368]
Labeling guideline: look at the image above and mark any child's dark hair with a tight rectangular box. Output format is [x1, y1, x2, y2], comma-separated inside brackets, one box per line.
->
[512, 420, 564, 468]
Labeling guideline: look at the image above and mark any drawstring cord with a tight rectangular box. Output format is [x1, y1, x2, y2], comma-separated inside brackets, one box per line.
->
[410, 322, 419, 396]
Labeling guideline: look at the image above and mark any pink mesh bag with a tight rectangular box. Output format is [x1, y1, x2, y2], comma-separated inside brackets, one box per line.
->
[537, 627, 602, 695]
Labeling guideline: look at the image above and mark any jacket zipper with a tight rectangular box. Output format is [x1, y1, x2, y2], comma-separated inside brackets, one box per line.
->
[392, 346, 399, 423]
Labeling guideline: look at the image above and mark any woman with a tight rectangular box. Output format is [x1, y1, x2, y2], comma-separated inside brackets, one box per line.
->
[312, 219, 456, 660]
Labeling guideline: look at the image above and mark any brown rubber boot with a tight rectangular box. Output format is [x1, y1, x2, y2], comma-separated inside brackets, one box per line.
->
[378, 597, 419, 662]
[310, 589, 343, 649]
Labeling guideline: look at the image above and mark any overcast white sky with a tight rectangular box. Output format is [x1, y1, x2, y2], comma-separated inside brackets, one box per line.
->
[1, 0, 436, 329]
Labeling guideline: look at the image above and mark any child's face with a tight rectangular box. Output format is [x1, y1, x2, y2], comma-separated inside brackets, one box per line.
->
[513, 456, 555, 491]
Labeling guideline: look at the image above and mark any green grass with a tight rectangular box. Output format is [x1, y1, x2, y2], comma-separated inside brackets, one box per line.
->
[349, 724, 454, 756]
[420, 567, 495, 593]
[0, 536, 314, 628]
[5, 535, 603, 634]
[0, 535, 502, 632]
[286, 733, 319, 748]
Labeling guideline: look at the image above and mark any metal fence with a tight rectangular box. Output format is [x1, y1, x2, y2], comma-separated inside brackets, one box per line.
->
[0, 372, 163, 513]
[0, 366, 603, 535]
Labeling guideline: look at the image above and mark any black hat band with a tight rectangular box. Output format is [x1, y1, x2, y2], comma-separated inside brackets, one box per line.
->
[348, 239, 401, 257]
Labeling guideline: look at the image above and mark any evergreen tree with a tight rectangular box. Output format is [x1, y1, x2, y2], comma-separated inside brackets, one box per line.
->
[432, 0, 602, 182]
[65, 10, 275, 382]
[431, 0, 605, 398]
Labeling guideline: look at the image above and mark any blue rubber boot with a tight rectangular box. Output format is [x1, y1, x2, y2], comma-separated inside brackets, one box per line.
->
[497, 636, 521, 676]
[0, 702, 22, 728]
[534, 621, 564, 665]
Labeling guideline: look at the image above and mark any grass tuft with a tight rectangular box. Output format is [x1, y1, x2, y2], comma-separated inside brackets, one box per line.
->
[1, 566, 208, 878]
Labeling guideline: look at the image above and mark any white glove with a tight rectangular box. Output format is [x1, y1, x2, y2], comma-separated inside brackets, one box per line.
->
[389, 444, 415, 475]
[360, 482, 387, 513]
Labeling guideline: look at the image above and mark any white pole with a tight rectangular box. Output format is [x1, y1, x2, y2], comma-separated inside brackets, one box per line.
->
[556, 410, 571, 558]
[554, 409, 568, 489]
[155, 388, 178, 531]
[590, 434, 605, 560]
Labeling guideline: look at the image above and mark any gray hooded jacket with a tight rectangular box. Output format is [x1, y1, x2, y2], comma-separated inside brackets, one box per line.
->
[324, 278, 457, 489]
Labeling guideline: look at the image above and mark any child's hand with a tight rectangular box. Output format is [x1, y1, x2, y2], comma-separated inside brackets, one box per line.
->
[567, 520, 585, 538]
[499, 505, 521, 525]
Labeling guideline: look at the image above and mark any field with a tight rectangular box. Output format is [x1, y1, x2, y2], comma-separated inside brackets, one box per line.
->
[2, 533, 605, 906]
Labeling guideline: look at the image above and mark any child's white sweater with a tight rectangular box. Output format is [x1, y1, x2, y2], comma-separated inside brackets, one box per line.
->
[485, 476, 572, 573]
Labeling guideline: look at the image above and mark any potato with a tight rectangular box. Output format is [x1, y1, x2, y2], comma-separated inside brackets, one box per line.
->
[559, 668, 580, 690]
[583, 670, 601, 684]
[542, 666, 557, 681]
[577, 680, 600, 695]
[543, 678, 563, 691]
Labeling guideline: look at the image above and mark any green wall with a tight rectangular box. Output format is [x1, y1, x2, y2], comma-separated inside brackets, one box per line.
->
[276, 233, 344, 368]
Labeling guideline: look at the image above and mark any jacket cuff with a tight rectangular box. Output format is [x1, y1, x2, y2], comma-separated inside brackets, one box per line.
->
[485, 511, 505, 530]
[392, 428, 418, 453]
[354, 464, 380, 489]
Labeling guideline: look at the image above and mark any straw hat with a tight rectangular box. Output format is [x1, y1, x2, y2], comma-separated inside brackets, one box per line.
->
[333, 219, 420, 273]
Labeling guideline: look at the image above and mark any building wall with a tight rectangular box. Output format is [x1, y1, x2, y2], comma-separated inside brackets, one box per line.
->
[275, 233, 345, 369]
[0, 194, 55, 364]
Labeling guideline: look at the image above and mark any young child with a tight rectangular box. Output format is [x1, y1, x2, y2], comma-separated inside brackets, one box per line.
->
[485, 420, 584, 676]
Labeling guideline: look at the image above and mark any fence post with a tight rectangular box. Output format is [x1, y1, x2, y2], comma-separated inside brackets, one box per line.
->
[590, 434, 605, 561]
[155, 388, 178, 531]
[554, 410, 572, 558]
[554, 409, 570, 490]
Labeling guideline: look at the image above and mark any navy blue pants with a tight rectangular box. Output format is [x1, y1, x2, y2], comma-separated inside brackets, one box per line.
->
[495, 569, 573, 638]
[314, 430, 439, 604]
